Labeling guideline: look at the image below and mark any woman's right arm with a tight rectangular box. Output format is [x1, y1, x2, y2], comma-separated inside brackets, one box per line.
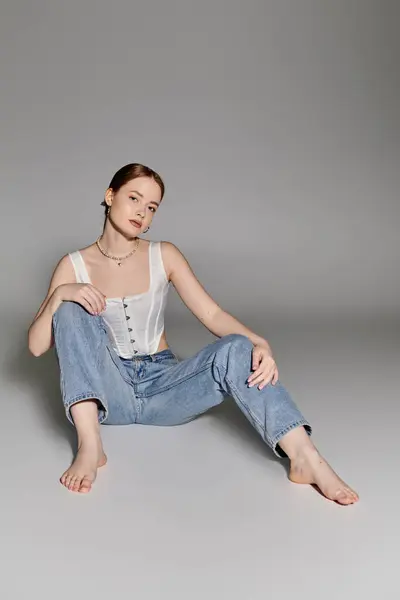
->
[28, 255, 107, 357]
[27, 255, 75, 357]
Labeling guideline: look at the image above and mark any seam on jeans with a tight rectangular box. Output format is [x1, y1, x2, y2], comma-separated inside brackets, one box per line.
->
[218, 365, 273, 446]
[94, 316, 109, 370]
[105, 344, 133, 385]
[154, 354, 179, 364]
[65, 393, 109, 424]
[137, 360, 214, 398]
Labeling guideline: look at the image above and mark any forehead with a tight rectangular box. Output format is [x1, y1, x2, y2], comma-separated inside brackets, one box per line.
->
[123, 177, 162, 201]
[121, 177, 161, 206]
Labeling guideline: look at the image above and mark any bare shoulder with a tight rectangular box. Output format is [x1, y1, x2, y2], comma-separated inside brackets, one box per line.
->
[44, 253, 77, 293]
[52, 253, 76, 281]
[159, 240, 187, 281]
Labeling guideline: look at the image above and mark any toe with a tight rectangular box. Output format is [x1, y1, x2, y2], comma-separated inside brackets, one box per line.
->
[72, 477, 81, 492]
[343, 487, 358, 502]
[335, 492, 349, 505]
[68, 476, 76, 490]
[79, 477, 92, 493]
[335, 489, 354, 505]
[349, 489, 359, 502]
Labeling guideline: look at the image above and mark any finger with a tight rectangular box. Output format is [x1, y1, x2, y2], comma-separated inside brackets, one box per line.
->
[81, 285, 106, 313]
[258, 372, 274, 390]
[262, 368, 278, 388]
[251, 353, 262, 369]
[259, 365, 276, 386]
[248, 371, 267, 386]
[85, 289, 104, 314]
[80, 290, 100, 315]
[91, 286, 107, 310]
[80, 297, 97, 315]
[247, 367, 262, 383]
[87, 288, 104, 313]
[248, 357, 272, 381]
[91, 291, 106, 313]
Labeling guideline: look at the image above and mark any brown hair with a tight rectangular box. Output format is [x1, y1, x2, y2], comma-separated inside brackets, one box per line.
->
[101, 163, 165, 224]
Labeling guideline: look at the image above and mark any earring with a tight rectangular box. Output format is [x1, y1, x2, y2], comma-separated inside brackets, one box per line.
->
[107, 205, 111, 215]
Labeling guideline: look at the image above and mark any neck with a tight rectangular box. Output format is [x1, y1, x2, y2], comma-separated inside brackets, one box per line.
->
[99, 221, 139, 255]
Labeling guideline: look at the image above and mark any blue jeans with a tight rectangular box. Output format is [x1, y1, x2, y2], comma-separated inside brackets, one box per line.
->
[52, 301, 312, 457]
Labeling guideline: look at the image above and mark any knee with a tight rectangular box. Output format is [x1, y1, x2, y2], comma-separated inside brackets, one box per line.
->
[217, 334, 253, 361]
[54, 300, 87, 323]
[53, 301, 103, 347]
[53, 301, 96, 335]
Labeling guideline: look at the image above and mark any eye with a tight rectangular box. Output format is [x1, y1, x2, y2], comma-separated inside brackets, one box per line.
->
[129, 196, 138, 202]
[149, 207, 156, 213]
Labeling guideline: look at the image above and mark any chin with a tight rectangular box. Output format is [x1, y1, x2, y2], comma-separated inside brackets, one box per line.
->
[113, 220, 139, 240]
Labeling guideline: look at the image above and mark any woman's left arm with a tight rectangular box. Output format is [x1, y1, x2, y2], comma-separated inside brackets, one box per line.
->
[163, 242, 278, 387]
[204, 308, 273, 353]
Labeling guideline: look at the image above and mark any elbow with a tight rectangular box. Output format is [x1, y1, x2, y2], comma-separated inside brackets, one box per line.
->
[28, 341, 43, 358]
[27, 330, 45, 358]
[29, 347, 43, 358]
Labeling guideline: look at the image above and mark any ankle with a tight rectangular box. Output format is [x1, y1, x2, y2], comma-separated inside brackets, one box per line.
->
[77, 433, 103, 451]
[290, 445, 320, 464]
[278, 427, 317, 461]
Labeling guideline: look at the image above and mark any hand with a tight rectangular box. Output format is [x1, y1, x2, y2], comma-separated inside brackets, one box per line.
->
[56, 283, 107, 316]
[247, 344, 279, 389]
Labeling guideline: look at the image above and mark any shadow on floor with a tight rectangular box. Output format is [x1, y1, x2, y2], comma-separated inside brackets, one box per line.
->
[207, 400, 286, 472]
[2, 317, 76, 452]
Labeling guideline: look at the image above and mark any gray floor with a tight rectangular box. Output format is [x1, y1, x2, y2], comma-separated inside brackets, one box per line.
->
[1, 314, 398, 599]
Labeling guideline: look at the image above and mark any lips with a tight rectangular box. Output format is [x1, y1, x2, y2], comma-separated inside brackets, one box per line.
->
[130, 220, 142, 228]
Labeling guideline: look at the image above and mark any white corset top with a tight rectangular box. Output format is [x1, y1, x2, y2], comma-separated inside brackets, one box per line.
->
[68, 240, 171, 358]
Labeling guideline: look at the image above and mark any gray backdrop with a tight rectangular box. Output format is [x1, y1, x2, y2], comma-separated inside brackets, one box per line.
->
[0, 2, 399, 599]
[1, 0, 398, 325]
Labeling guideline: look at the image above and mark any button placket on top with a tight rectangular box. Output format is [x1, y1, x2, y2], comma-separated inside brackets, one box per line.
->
[122, 297, 139, 355]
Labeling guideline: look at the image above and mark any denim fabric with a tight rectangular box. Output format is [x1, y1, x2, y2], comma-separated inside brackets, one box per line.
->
[52, 301, 312, 457]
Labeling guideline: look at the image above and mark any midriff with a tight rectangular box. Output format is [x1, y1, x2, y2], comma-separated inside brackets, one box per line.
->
[155, 329, 170, 353]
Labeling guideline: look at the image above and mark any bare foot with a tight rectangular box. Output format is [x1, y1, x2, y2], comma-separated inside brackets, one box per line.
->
[60, 440, 107, 493]
[289, 448, 359, 505]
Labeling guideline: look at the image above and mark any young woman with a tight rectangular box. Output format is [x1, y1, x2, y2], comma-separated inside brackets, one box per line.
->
[28, 163, 358, 504]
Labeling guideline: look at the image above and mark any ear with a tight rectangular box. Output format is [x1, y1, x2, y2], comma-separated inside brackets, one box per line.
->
[105, 188, 113, 205]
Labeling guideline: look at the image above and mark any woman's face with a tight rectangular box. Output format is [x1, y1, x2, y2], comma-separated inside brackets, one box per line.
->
[105, 176, 162, 237]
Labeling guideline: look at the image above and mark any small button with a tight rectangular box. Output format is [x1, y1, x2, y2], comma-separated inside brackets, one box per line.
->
[134, 350, 138, 354]
[130, 339, 135, 343]
[126, 316, 130, 320]
[123, 303, 128, 308]
[128, 328, 132, 332]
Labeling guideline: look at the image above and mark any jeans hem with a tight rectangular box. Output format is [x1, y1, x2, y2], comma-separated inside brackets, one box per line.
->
[64, 393, 109, 426]
[271, 420, 312, 458]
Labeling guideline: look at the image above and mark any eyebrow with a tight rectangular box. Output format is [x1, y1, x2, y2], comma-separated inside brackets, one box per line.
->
[128, 190, 160, 207]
